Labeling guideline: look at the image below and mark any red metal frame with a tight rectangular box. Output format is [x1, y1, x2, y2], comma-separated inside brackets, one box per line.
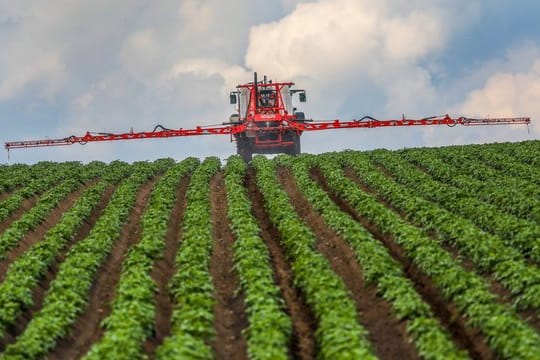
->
[5, 115, 530, 151]
[3, 72, 531, 152]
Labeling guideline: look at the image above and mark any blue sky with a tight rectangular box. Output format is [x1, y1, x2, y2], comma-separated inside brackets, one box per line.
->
[1, 0, 539, 164]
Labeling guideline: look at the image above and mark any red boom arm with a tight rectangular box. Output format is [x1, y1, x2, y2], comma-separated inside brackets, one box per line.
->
[4, 115, 530, 150]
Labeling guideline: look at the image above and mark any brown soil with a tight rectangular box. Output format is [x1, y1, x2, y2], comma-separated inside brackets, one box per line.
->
[143, 175, 190, 355]
[0, 184, 117, 350]
[46, 176, 159, 359]
[0, 191, 14, 202]
[246, 170, 317, 360]
[365, 165, 540, 331]
[0, 183, 93, 282]
[0, 195, 40, 235]
[209, 173, 248, 360]
[278, 167, 420, 360]
[312, 168, 495, 360]
[1, 160, 530, 359]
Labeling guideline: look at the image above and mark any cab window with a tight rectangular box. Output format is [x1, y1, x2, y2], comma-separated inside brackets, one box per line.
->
[258, 89, 276, 107]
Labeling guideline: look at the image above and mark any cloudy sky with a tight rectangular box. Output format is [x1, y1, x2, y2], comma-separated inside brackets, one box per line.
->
[1, 0, 539, 164]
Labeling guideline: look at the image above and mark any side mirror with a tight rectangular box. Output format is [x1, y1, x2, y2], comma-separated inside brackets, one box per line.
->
[299, 92, 306, 102]
[230, 93, 237, 104]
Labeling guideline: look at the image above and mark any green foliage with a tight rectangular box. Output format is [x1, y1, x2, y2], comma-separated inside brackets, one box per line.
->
[84, 157, 199, 360]
[0, 160, 169, 360]
[367, 149, 540, 310]
[402, 147, 540, 223]
[0, 162, 114, 258]
[252, 155, 376, 360]
[0, 140, 538, 359]
[322, 151, 540, 359]
[0, 162, 83, 222]
[224, 155, 291, 360]
[156, 157, 220, 359]
[282, 154, 466, 359]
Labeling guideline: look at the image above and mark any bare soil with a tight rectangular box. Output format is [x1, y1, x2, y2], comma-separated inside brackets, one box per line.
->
[313, 168, 495, 360]
[47, 177, 159, 359]
[0, 184, 117, 350]
[0, 195, 40, 235]
[143, 175, 190, 355]
[209, 173, 248, 360]
[246, 170, 317, 360]
[1, 163, 534, 359]
[0, 182, 93, 282]
[0, 191, 14, 202]
[279, 167, 420, 360]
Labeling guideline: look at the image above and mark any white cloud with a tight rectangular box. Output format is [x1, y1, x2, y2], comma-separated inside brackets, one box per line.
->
[2, 0, 538, 164]
[457, 59, 540, 141]
[0, 51, 65, 100]
[245, 0, 448, 78]
[244, 0, 459, 122]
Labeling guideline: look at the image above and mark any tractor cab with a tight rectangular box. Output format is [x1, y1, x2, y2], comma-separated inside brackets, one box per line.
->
[228, 72, 307, 162]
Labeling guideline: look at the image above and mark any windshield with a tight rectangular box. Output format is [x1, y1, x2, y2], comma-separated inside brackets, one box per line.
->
[258, 89, 276, 108]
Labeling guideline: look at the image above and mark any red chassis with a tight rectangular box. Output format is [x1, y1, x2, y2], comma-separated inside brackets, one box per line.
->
[4, 73, 531, 161]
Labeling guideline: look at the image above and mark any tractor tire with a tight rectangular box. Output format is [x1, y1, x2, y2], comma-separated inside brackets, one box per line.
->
[285, 132, 301, 156]
[237, 138, 252, 163]
[292, 134, 301, 155]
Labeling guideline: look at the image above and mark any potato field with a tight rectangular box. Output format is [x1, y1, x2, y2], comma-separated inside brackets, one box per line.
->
[0, 140, 539, 359]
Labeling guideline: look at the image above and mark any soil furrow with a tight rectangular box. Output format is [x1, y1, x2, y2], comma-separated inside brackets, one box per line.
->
[311, 168, 494, 360]
[143, 175, 190, 355]
[372, 164, 540, 332]
[246, 170, 317, 360]
[47, 177, 159, 360]
[279, 167, 419, 360]
[0, 183, 93, 282]
[0, 184, 117, 350]
[209, 173, 248, 360]
[0, 191, 15, 202]
[0, 195, 40, 235]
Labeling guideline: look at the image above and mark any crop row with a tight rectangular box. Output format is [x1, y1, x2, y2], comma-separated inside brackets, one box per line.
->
[279, 154, 466, 359]
[401, 149, 540, 224]
[0, 161, 132, 338]
[155, 157, 221, 359]
[0, 161, 113, 259]
[347, 151, 540, 311]
[429, 146, 539, 198]
[0, 160, 169, 359]
[252, 155, 375, 359]
[471, 145, 540, 186]
[317, 152, 540, 359]
[371, 149, 540, 265]
[0, 162, 84, 222]
[84, 157, 199, 359]
[223, 155, 291, 359]
[0, 162, 45, 193]
[496, 140, 540, 167]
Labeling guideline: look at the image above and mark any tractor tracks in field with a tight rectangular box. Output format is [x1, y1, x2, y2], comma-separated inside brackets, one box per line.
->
[47, 177, 159, 360]
[0, 183, 117, 350]
[208, 173, 248, 360]
[246, 170, 317, 360]
[311, 168, 494, 360]
[278, 167, 420, 360]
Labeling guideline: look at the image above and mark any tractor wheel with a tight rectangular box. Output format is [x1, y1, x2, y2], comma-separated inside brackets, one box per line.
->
[285, 132, 301, 156]
[292, 134, 301, 155]
[237, 138, 252, 163]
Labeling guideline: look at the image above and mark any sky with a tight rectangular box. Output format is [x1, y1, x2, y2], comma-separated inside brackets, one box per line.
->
[1, 0, 539, 164]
